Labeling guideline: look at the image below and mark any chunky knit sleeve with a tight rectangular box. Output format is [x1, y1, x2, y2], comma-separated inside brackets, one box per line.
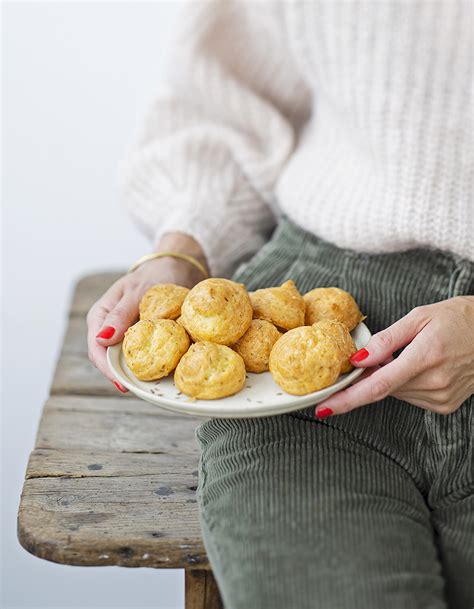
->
[119, 1, 311, 277]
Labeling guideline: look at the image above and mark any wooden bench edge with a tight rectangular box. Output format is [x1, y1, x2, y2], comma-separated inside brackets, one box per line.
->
[17, 496, 210, 570]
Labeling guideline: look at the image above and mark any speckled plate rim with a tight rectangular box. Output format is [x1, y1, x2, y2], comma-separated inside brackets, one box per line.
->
[107, 322, 371, 419]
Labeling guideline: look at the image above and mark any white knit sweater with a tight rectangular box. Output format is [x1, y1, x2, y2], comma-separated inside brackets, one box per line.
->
[120, 1, 473, 276]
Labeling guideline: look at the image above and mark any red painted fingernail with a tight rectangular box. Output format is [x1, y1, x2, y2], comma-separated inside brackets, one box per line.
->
[350, 348, 369, 364]
[113, 380, 128, 393]
[96, 326, 115, 340]
[316, 407, 333, 419]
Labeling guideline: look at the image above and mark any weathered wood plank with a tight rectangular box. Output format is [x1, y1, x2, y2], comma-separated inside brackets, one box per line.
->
[52, 352, 197, 401]
[18, 273, 220, 582]
[37, 401, 201, 455]
[51, 353, 129, 396]
[44, 394, 188, 417]
[26, 449, 199, 479]
[185, 570, 224, 609]
[70, 272, 123, 317]
[18, 475, 207, 569]
[61, 315, 88, 355]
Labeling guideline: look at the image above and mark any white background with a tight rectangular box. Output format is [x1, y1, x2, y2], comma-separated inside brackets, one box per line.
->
[2, 2, 185, 607]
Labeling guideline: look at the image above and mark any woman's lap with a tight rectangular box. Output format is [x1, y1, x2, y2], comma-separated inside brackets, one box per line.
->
[196, 217, 474, 608]
[196, 415, 447, 609]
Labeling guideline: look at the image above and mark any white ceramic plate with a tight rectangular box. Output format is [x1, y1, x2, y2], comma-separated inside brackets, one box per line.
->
[107, 322, 371, 419]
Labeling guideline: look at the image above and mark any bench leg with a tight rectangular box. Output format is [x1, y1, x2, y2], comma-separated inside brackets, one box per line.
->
[185, 569, 224, 609]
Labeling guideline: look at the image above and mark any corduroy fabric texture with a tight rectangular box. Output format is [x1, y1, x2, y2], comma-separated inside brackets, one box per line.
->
[195, 217, 474, 609]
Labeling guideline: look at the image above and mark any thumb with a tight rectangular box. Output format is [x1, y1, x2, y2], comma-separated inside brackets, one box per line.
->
[350, 308, 429, 368]
[95, 292, 141, 346]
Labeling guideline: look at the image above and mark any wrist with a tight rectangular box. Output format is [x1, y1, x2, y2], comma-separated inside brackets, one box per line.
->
[155, 232, 208, 271]
[131, 233, 209, 289]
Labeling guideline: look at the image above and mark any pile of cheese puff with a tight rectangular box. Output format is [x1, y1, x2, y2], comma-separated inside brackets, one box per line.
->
[122, 279, 365, 400]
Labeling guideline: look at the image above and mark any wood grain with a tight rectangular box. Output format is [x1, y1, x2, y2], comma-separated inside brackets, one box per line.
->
[70, 272, 122, 316]
[19, 474, 206, 568]
[185, 570, 224, 609]
[19, 404, 206, 567]
[37, 398, 201, 454]
[18, 272, 221, 600]
[51, 352, 125, 397]
[61, 315, 88, 355]
[44, 394, 193, 417]
[27, 449, 198, 479]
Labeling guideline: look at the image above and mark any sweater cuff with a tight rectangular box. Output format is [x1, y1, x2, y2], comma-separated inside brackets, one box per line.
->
[153, 208, 266, 279]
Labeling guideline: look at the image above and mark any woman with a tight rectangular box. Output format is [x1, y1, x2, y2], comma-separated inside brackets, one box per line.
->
[87, 3, 473, 608]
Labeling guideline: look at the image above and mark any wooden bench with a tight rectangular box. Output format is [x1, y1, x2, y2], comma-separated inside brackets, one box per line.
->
[17, 273, 224, 609]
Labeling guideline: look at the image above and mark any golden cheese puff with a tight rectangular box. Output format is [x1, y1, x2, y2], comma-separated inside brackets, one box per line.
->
[175, 342, 246, 399]
[303, 287, 364, 331]
[139, 284, 189, 321]
[269, 326, 341, 395]
[180, 278, 252, 345]
[250, 280, 305, 330]
[233, 319, 282, 373]
[312, 319, 357, 374]
[123, 319, 190, 381]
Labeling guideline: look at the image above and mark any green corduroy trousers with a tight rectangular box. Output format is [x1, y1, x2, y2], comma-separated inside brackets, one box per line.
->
[195, 217, 474, 609]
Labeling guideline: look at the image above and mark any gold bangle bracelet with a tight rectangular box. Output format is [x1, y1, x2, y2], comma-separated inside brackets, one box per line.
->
[127, 251, 209, 279]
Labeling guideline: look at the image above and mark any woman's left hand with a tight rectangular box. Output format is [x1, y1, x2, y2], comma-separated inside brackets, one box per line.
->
[315, 296, 474, 418]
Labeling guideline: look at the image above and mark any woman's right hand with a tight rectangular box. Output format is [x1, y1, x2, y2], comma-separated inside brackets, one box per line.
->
[86, 233, 208, 392]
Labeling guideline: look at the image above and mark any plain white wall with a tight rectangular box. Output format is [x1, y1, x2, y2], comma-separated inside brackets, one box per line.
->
[2, 3, 187, 607]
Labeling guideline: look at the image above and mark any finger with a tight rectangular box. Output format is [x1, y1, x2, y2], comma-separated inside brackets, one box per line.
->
[315, 350, 421, 417]
[88, 317, 129, 392]
[95, 291, 141, 346]
[348, 355, 393, 386]
[349, 365, 379, 385]
[392, 388, 463, 413]
[87, 283, 128, 391]
[87, 280, 123, 341]
[88, 342, 128, 393]
[392, 394, 434, 410]
[392, 389, 438, 408]
[87, 299, 113, 365]
[87, 302, 112, 377]
[88, 341, 112, 381]
[394, 374, 466, 411]
[349, 308, 430, 368]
